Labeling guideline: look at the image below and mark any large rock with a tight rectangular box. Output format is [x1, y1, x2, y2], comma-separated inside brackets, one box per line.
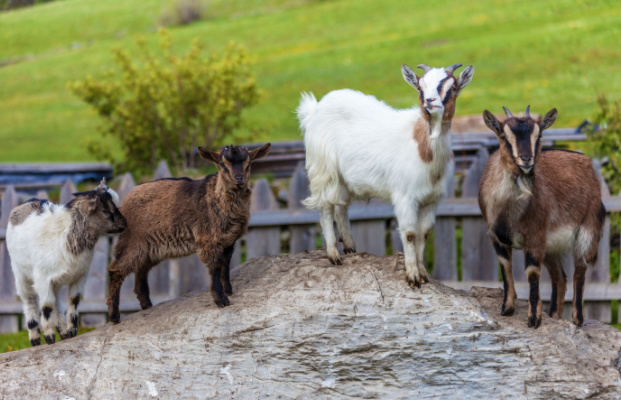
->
[1, 251, 620, 399]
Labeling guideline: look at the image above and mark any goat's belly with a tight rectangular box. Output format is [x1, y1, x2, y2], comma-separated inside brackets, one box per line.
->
[545, 226, 576, 254]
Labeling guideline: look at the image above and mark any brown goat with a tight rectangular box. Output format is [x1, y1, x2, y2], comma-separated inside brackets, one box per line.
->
[106, 143, 271, 323]
[479, 106, 605, 328]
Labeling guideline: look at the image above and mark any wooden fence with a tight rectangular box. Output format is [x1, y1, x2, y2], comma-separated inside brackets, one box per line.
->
[1, 135, 620, 332]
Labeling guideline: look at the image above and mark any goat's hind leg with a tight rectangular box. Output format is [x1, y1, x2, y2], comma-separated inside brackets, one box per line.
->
[66, 274, 88, 338]
[34, 281, 59, 344]
[15, 272, 41, 346]
[134, 266, 154, 310]
[335, 204, 356, 254]
[320, 205, 341, 265]
[543, 254, 566, 319]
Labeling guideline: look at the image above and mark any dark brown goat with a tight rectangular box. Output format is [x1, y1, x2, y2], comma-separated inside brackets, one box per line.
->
[106, 143, 271, 323]
[479, 106, 605, 328]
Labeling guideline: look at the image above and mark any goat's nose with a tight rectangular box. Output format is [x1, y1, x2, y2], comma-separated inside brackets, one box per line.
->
[520, 155, 532, 162]
[235, 175, 244, 182]
[426, 98, 435, 103]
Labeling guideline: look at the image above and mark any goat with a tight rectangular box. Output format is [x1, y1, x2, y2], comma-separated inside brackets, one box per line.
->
[479, 106, 605, 328]
[106, 143, 271, 323]
[6, 179, 126, 346]
[297, 63, 474, 288]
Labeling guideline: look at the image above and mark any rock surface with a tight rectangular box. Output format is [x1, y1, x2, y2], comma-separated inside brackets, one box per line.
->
[1, 250, 621, 399]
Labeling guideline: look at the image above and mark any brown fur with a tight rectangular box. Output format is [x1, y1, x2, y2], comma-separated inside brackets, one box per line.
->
[479, 109, 604, 328]
[9, 200, 45, 226]
[106, 143, 271, 323]
[413, 119, 433, 163]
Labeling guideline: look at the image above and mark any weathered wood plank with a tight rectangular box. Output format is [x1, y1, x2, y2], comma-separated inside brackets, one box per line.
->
[148, 164, 171, 297]
[0, 185, 19, 332]
[81, 236, 110, 327]
[433, 218, 457, 280]
[246, 179, 281, 260]
[350, 220, 386, 257]
[288, 162, 316, 254]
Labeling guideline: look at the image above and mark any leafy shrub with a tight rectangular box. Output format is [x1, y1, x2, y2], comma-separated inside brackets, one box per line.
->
[586, 94, 621, 194]
[70, 29, 259, 175]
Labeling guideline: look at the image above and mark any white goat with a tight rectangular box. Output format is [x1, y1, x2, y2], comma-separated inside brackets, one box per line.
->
[6, 179, 126, 346]
[298, 63, 474, 288]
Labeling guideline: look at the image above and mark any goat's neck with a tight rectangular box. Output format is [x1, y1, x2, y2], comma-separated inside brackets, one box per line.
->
[214, 177, 251, 212]
[66, 214, 100, 256]
[429, 114, 451, 139]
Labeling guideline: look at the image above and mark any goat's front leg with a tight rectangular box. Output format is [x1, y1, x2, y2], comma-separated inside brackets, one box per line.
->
[572, 259, 587, 327]
[525, 251, 543, 329]
[13, 270, 41, 346]
[320, 205, 341, 265]
[395, 201, 427, 288]
[220, 245, 235, 296]
[493, 241, 516, 316]
[199, 246, 230, 308]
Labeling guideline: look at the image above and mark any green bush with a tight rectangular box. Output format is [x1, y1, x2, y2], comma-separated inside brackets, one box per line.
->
[69, 29, 259, 176]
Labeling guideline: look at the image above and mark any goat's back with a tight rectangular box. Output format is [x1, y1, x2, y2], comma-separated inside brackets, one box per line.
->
[300, 89, 433, 204]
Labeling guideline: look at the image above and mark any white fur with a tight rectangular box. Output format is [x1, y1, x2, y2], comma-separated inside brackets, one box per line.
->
[298, 65, 472, 285]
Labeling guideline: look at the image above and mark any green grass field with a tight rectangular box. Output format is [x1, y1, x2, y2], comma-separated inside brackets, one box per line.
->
[0, 0, 620, 162]
[0, 327, 94, 353]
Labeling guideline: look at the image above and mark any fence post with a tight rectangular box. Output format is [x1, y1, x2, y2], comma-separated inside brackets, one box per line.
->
[0, 186, 19, 332]
[432, 173, 457, 280]
[143, 161, 172, 299]
[461, 148, 498, 281]
[288, 162, 316, 253]
[584, 166, 611, 322]
[246, 179, 280, 259]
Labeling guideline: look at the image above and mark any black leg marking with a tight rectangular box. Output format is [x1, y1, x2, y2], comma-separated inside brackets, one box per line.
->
[499, 266, 513, 316]
[493, 241, 510, 259]
[210, 267, 230, 308]
[549, 284, 558, 317]
[30, 338, 41, 347]
[71, 295, 80, 308]
[575, 279, 584, 327]
[493, 217, 512, 246]
[527, 273, 541, 329]
[27, 320, 39, 330]
[71, 314, 79, 327]
[42, 306, 53, 320]
[44, 334, 55, 345]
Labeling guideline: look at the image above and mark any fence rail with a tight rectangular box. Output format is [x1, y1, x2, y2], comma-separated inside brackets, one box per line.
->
[0, 134, 619, 332]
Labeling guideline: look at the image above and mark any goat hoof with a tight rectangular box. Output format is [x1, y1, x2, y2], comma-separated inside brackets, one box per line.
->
[109, 315, 121, 325]
[140, 302, 153, 311]
[30, 338, 41, 347]
[343, 247, 356, 255]
[329, 257, 342, 266]
[44, 334, 56, 345]
[224, 286, 233, 296]
[59, 332, 70, 340]
[408, 279, 422, 289]
[527, 316, 541, 329]
[501, 306, 514, 316]
[573, 317, 584, 327]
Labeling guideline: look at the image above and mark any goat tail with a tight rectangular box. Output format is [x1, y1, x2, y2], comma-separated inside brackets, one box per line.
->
[297, 92, 318, 134]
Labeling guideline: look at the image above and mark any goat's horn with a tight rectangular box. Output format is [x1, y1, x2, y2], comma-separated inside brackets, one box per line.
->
[502, 106, 514, 119]
[446, 63, 462, 73]
[417, 64, 432, 73]
[98, 177, 108, 190]
[525, 105, 531, 117]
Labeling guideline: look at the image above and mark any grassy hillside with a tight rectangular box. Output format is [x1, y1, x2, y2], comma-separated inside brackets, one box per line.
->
[0, 0, 620, 162]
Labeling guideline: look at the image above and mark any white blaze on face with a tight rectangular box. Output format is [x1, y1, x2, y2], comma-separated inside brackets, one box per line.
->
[418, 68, 453, 114]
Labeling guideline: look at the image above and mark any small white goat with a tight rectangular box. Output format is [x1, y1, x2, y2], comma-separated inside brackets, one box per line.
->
[298, 63, 474, 288]
[6, 179, 126, 346]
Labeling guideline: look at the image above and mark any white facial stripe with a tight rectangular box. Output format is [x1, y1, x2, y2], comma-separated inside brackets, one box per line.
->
[531, 125, 540, 155]
[503, 125, 519, 160]
[440, 78, 454, 98]
[419, 68, 449, 99]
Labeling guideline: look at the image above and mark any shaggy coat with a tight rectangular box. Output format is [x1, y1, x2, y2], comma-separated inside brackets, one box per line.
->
[7, 181, 125, 346]
[298, 63, 474, 288]
[106, 143, 271, 323]
[479, 107, 605, 328]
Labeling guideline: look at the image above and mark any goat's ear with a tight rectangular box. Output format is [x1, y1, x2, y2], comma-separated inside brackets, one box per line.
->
[83, 197, 100, 214]
[457, 65, 474, 95]
[539, 108, 558, 132]
[401, 64, 420, 91]
[249, 143, 271, 161]
[482, 110, 502, 135]
[197, 146, 220, 165]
